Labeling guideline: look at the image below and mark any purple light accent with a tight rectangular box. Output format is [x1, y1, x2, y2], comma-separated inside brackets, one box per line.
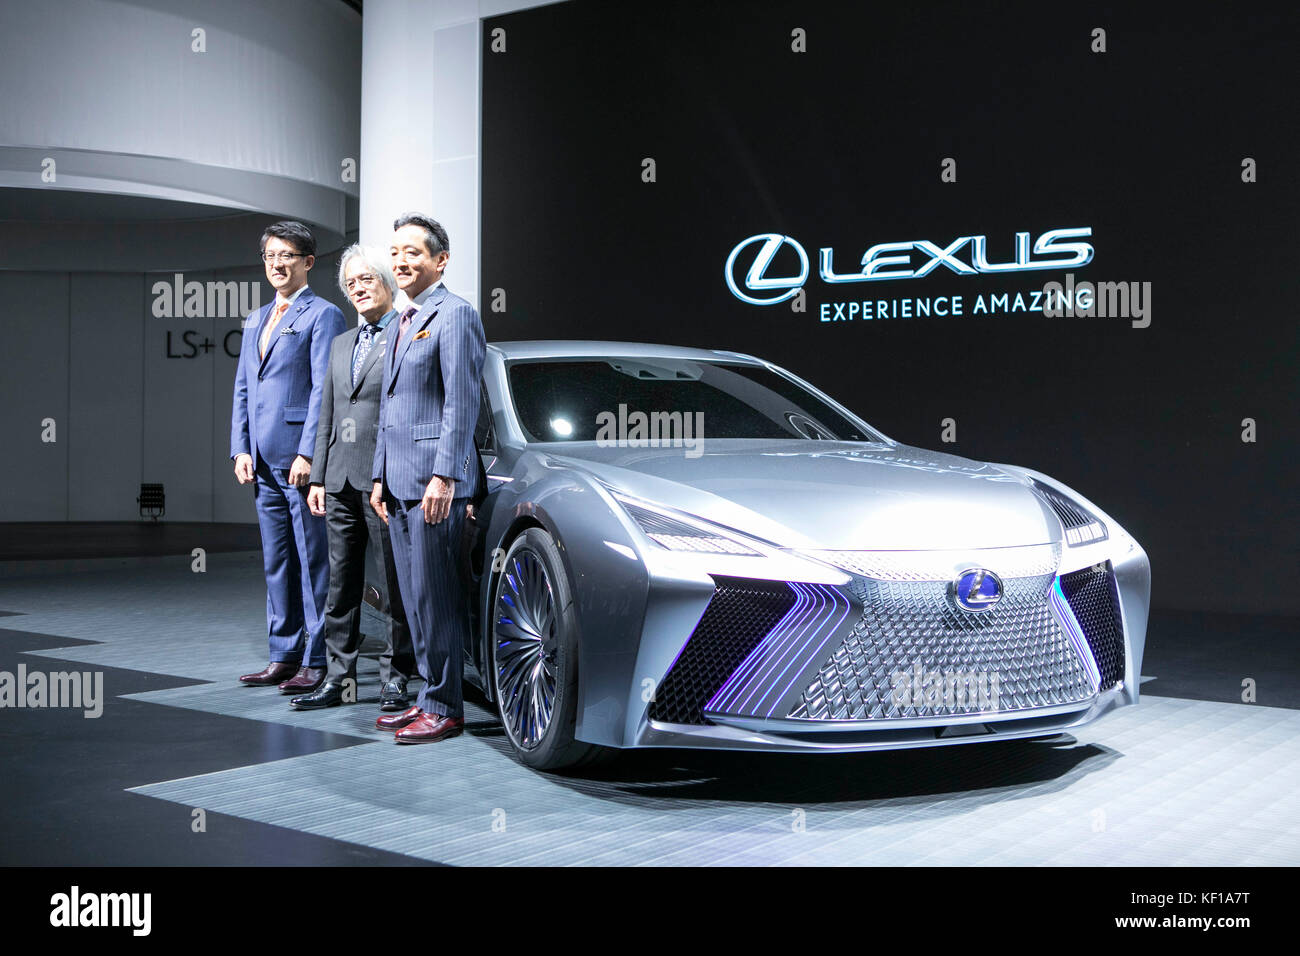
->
[706, 583, 810, 711]
[712, 584, 810, 711]
[741, 584, 834, 714]
[1051, 577, 1101, 690]
[727, 583, 824, 713]
[708, 582, 855, 718]
[762, 586, 854, 717]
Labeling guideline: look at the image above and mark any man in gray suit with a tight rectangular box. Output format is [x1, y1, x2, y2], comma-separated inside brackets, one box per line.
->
[370, 213, 486, 744]
[291, 245, 415, 711]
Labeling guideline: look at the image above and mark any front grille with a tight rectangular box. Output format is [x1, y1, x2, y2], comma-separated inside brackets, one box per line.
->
[648, 577, 797, 725]
[789, 573, 1095, 721]
[1059, 564, 1126, 689]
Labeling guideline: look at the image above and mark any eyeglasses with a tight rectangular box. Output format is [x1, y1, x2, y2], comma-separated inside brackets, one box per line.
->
[262, 252, 304, 264]
[344, 274, 381, 291]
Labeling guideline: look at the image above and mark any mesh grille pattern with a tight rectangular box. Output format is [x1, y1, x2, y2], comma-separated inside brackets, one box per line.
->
[648, 577, 797, 725]
[1059, 564, 1126, 689]
[789, 573, 1095, 721]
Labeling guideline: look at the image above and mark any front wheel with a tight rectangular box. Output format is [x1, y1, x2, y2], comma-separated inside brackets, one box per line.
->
[491, 528, 608, 770]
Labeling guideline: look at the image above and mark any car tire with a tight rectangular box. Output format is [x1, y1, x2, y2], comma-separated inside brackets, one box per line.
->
[490, 528, 610, 770]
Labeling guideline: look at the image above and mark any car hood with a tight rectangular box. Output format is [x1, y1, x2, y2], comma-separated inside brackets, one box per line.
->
[538, 439, 1059, 551]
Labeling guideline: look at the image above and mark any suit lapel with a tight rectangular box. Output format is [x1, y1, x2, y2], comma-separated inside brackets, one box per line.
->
[337, 324, 362, 397]
[247, 301, 272, 374]
[259, 287, 315, 374]
[388, 285, 448, 390]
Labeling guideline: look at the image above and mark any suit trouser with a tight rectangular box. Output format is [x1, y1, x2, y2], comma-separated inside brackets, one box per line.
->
[253, 456, 329, 667]
[385, 493, 469, 718]
[322, 480, 415, 686]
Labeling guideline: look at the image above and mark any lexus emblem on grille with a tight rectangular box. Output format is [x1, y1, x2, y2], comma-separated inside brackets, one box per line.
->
[953, 568, 1003, 612]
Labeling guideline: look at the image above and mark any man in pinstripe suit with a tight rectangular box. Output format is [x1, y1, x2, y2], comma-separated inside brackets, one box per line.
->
[369, 213, 485, 744]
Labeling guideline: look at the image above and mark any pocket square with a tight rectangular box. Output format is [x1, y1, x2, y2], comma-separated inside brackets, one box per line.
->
[413, 330, 431, 340]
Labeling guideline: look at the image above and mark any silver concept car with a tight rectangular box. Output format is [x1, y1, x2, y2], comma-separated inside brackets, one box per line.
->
[464, 342, 1150, 770]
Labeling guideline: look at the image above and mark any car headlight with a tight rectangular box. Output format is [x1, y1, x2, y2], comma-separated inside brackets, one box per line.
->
[1029, 478, 1108, 546]
[614, 495, 762, 555]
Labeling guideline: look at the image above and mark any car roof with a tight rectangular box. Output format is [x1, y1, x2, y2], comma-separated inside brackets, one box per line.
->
[487, 340, 763, 363]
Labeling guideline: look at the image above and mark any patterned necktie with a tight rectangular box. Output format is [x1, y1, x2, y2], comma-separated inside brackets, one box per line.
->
[390, 305, 418, 365]
[352, 322, 380, 385]
[259, 300, 290, 359]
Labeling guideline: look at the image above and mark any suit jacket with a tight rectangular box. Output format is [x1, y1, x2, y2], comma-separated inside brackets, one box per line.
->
[231, 286, 346, 469]
[309, 314, 394, 493]
[372, 283, 486, 502]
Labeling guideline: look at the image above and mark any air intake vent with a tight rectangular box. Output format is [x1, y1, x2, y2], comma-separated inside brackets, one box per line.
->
[1031, 480, 1108, 546]
[1059, 563, 1126, 689]
[648, 577, 797, 725]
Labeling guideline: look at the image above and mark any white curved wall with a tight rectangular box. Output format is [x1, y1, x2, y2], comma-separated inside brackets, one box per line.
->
[0, 0, 360, 239]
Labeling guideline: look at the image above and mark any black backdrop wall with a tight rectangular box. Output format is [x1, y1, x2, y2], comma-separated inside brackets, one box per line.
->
[481, 0, 1298, 616]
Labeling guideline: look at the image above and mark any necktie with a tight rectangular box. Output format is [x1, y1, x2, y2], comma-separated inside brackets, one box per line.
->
[259, 301, 290, 359]
[390, 306, 418, 366]
[352, 323, 380, 385]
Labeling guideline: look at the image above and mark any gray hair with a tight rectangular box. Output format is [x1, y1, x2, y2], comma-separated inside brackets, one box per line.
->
[336, 243, 399, 298]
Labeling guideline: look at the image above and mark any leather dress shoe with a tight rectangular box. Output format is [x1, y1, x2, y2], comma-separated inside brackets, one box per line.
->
[239, 661, 298, 686]
[379, 679, 409, 712]
[278, 666, 326, 694]
[394, 712, 465, 745]
[375, 705, 421, 731]
[290, 680, 346, 710]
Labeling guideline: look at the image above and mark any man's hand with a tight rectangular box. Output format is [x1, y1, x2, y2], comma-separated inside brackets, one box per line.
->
[307, 484, 326, 517]
[370, 481, 388, 525]
[233, 453, 254, 484]
[421, 475, 456, 524]
[288, 455, 312, 488]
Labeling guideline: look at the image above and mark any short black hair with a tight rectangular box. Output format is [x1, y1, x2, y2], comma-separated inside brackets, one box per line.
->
[260, 221, 317, 258]
[392, 212, 449, 257]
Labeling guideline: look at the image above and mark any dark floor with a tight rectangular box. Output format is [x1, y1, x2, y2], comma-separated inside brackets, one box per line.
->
[0, 626, 430, 866]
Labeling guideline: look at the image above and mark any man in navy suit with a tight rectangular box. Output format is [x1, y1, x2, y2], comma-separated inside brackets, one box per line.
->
[370, 213, 485, 744]
[231, 221, 346, 693]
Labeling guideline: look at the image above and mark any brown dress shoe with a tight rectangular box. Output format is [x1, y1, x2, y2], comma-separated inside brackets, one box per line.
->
[375, 705, 422, 731]
[278, 667, 326, 694]
[394, 712, 465, 745]
[239, 661, 299, 686]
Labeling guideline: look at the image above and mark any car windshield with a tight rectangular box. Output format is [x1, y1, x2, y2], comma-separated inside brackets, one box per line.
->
[507, 358, 877, 443]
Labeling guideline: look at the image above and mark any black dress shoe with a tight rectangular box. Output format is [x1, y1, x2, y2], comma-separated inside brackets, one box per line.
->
[290, 680, 346, 710]
[379, 679, 409, 711]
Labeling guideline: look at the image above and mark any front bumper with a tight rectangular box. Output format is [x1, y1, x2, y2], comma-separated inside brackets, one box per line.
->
[610, 534, 1150, 753]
